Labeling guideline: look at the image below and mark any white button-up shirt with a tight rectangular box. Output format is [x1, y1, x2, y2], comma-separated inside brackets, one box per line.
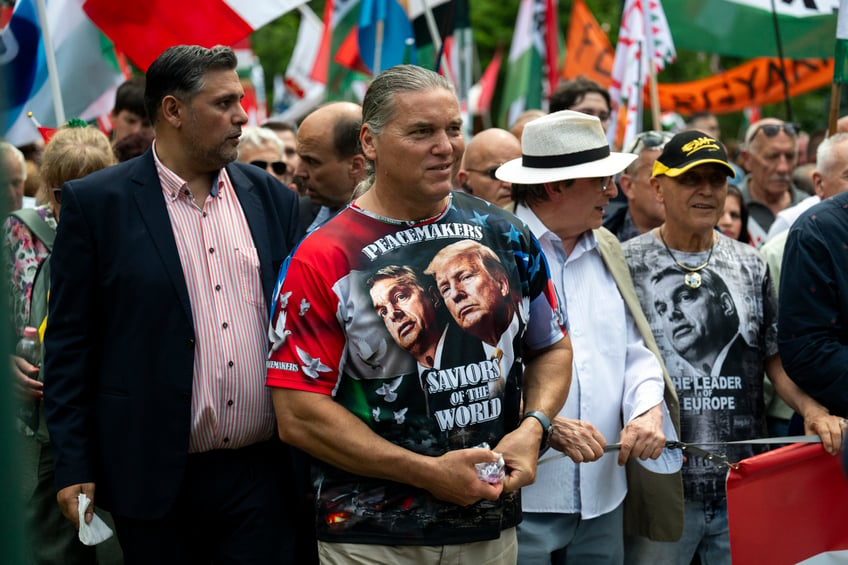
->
[517, 205, 664, 518]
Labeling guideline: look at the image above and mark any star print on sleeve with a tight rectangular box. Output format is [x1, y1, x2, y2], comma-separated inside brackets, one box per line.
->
[296, 346, 332, 379]
[470, 210, 490, 226]
[502, 224, 523, 245]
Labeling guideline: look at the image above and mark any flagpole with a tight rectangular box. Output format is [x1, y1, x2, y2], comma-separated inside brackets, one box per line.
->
[649, 66, 661, 131]
[769, 0, 794, 123]
[34, 0, 65, 126]
[829, 84, 841, 136]
[420, 0, 450, 72]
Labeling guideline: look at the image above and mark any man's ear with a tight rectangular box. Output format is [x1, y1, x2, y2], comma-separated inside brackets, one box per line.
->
[740, 149, 752, 172]
[650, 176, 664, 203]
[361, 125, 377, 161]
[812, 171, 824, 198]
[619, 174, 635, 200]
[349, 154, 367, 181]
[457, 169, 469, 186]
[542, 180, 561, 197]
[161, 95, 182, 127]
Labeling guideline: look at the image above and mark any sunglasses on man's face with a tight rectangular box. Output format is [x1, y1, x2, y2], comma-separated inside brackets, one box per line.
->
[466, 166, 500, 180]
[250, 160, 287, 176]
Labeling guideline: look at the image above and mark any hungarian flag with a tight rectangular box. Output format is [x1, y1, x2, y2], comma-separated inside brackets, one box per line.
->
[835, 0, 848, 84]
[82, 0, 306, 71]
[727, 442, 848, 564]
[272, 4, 325, 122]
[663, 0, 838, 59]
[1, 0, 127, 145]
[608, 0, 675, 148]
[499, 0, 558, 128]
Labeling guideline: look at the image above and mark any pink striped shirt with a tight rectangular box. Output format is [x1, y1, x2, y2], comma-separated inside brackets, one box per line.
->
[154, 146, 273, 452]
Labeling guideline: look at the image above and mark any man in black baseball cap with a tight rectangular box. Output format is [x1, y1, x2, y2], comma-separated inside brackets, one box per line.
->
[621, 129, 840, 564]
[651, 130, 736, 180]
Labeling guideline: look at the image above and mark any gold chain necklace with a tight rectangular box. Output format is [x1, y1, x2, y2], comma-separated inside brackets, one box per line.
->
[658, 227, 716, 289]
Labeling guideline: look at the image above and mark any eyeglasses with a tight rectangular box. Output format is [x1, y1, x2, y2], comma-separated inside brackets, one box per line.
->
[466, 166, 500, 180]
[747, 122, 798, 144]
[250, 160, 287, 176]
[52, 187, 62, 204]
[625, 131, 674, 154]
[589, 176, 613, 192]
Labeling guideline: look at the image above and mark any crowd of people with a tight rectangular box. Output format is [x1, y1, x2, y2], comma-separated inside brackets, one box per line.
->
[3, 44, 848, 565]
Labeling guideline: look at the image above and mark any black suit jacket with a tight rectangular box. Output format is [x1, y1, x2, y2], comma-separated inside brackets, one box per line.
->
[43, 149, 300, 520]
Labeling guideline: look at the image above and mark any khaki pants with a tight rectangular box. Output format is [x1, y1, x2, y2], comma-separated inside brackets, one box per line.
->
[317, 526, 517, 565]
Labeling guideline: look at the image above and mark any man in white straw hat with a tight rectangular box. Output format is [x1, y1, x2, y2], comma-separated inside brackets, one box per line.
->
[621, 129, 842, 565]
[497, 110, 683, 563]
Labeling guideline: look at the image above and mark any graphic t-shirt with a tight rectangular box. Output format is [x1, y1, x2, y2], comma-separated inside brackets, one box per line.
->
[623, 232, 776, 501]
[266, 192, 566, 545]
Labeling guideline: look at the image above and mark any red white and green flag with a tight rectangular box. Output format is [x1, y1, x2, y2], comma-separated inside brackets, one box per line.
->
[499, 0, 558, 128]
[663, 0, 838, 59]
[608, 0, 676, 148]
[835, 0, 848, 83]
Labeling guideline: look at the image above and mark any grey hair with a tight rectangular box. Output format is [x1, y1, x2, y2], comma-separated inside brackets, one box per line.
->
[0, 142, 27, 181]
[144, 45, 238, 126]
[362, 65, 455, 137]
[238, 126, 284, 155]
[816, 132, 848, 176]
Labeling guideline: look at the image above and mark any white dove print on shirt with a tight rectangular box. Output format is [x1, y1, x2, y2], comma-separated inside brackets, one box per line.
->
[296, 346, 331, 379]
[375, 375, 402, 402]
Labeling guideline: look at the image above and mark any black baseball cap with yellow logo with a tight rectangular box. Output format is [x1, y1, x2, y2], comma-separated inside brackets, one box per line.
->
[651, 130, 736, 179]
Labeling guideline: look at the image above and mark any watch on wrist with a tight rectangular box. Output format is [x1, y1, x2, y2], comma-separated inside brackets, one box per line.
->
[522, 410, 552, 449]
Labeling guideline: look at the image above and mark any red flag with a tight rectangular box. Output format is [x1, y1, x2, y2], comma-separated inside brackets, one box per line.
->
[543, 0, 559, 97]
[334, 27, 371, 76]
[476, 48, 503, 115]
[727, 443, 848, 564]
[82, 0, 305, 71]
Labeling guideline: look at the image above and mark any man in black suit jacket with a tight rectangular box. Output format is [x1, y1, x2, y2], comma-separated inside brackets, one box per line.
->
[43, 45, 302, 563]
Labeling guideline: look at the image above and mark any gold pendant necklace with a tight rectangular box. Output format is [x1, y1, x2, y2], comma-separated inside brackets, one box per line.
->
[659, 227, 715, 289]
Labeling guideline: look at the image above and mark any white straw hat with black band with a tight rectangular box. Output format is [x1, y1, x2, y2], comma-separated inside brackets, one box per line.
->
[495, 110, 636, 185]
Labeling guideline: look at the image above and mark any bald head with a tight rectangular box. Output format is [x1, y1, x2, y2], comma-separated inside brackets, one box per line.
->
[459, 128, 521, 209]
[509, 110, 545, 141]
[295, 102, 367, 209]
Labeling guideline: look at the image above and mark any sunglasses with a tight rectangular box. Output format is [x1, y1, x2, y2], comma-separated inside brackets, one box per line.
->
[250, 160, 287, 176]
[748, 122, 798, 143]
[52, 187, 62, 204]
[625, 131, 674, 154]
[466, 166, 500, 180]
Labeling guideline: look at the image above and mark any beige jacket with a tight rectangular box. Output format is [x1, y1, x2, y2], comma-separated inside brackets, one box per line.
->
[595, 227, 684, 541]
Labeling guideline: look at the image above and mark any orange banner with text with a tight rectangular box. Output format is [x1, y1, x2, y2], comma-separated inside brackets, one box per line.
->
[561, 0, 834, 115]
[654, 58, 834, 115]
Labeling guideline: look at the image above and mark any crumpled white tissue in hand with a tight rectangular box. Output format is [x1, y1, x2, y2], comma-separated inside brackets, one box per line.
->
[77, 493, 113, 546]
